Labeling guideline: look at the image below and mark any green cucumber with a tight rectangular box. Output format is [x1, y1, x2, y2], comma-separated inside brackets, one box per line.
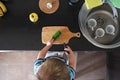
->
[52, 30, 61, 40]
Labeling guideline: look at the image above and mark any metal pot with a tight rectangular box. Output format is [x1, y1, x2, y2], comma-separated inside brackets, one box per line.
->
[78, 1, 120, 49]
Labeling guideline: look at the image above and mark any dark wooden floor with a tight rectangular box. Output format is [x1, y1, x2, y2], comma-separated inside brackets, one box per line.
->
[76, 51, 106, 80]
[0, 51, 106, 80]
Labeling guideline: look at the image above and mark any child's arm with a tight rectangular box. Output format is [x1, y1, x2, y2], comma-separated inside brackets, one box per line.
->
[64, 46, 76, 71]
[37, 39, 54, 59]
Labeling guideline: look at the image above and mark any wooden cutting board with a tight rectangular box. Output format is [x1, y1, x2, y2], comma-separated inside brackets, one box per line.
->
[42, 26, 81, 44]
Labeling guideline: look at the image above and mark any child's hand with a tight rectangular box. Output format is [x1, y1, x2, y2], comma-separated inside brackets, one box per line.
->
[46, 39, 54, 46]
[64, 46, 73, 54]
[64, 46, 76, 70]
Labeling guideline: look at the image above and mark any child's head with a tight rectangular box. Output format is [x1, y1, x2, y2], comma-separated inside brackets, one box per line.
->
[36, 58, 70, 80]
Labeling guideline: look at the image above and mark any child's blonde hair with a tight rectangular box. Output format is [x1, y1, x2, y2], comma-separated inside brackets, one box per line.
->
[36, 58, 70, 80]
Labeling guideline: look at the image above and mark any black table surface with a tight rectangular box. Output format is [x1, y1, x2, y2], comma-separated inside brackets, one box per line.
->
[0, 0, 120, 51]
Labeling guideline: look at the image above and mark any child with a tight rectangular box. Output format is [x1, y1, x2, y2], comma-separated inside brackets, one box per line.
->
[34, 39, 76, 80]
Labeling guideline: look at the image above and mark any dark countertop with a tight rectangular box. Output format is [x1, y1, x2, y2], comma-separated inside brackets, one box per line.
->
[0, 0, 120, 51]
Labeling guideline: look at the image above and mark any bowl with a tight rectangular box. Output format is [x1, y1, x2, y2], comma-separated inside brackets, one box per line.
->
[78, 2, 120, 49]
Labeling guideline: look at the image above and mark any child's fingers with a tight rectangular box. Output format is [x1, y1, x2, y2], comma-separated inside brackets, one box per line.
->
[50, 38, 54, 43]
[64, 48, 68, 51]
[64, 46, 70, 51]
[65, 46, 71, 49]
[46, 39, 54, 46]
[64, 45, 73, 52]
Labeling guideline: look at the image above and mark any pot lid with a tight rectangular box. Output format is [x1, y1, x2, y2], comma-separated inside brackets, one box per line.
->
[39, 0, 59, 14]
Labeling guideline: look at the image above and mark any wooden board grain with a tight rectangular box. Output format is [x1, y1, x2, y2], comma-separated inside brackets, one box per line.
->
[42, 26, 80, 44]
[39, 0, 59, 14]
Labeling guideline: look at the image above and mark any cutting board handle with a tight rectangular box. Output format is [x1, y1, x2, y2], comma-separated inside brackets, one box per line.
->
[73, 32, 80, 37]
[42, 26, 81, 44]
